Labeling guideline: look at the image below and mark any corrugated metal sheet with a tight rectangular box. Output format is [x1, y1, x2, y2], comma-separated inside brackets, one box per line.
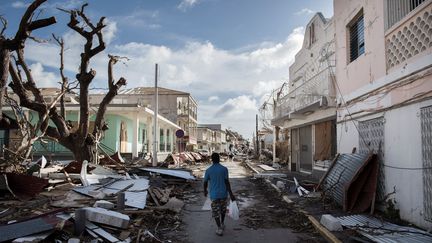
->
[140, 168, 195, 180]
[74, 178, 150, 209]
[322, 153, 370, 206]
[338, 214, 432, 243]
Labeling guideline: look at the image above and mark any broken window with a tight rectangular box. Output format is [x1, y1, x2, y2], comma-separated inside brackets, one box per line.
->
[348, 11, 365, 62]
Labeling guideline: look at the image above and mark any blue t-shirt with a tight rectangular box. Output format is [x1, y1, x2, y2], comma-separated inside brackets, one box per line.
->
[204, 163, 228, 200]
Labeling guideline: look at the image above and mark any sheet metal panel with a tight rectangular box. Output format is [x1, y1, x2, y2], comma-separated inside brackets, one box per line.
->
[338, 214, 432, 243]
[322, 153, 370, 206]
[74, 178, 150, 209]
[140, 168, 195, 180]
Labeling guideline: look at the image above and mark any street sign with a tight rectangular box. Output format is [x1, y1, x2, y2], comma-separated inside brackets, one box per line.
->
[175, 129, 185, 138]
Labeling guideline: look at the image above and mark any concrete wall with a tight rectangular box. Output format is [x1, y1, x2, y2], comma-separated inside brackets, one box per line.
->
[337, 99, 432, 229]
[333, 0, 387, 95]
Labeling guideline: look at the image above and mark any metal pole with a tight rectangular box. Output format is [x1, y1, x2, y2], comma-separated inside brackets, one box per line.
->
[256, 114, 259, 157]
[152, 63, 158, 167]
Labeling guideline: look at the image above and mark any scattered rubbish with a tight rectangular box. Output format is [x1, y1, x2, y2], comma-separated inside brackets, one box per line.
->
[74, 178, 150, 209]
[258, 164, 276, 171]
[319, 153, 378, 212]
[12, 231, 54, 243]
[86, 221, 128, 243]
[160, 197, 185, 213]
[0, 209, 69, 242]
[320, 214, 342, 231]
[294, 177, 310, 197]
[253, 173, 287, 178]
[94, 200, 115, 209]
[84, 207, 130, 229]
[1, 173, 49, 199]
[140, 167, 195, 180]
[338, 214, 432, 243]
[276, 181, 285, 190]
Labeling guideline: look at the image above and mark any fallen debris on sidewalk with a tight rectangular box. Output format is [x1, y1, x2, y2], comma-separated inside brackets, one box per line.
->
[318, 152, 379, 213]
[337, 214, 432, 243]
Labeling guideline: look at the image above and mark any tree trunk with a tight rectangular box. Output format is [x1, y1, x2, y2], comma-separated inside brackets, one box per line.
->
[60, 133, 96, 163]
[0, 47, 10, 120]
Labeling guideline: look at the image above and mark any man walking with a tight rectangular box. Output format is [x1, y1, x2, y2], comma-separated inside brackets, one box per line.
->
[204, 152, 236, 236]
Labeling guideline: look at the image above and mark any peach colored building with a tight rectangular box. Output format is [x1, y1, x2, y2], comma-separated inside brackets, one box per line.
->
[334, 0, 432, 229]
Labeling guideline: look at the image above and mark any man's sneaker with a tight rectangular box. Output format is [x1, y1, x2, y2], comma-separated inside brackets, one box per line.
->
[216, 228, 223, 236]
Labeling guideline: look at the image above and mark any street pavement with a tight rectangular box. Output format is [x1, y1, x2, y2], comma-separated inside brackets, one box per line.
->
[181, 160, 322, 243]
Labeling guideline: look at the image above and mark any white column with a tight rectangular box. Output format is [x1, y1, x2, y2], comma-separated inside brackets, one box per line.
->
[132, 113, 139, 158]
[147, 117, 153, 156]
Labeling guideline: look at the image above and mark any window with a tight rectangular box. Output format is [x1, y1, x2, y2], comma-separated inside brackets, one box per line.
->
[348, 12, 365, 62]
[166, 129, 171, 151]
[309, 23, 316, 47]
[159, 129, 165, 152]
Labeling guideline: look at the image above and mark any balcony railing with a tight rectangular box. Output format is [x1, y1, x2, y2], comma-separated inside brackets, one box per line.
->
[385, 1, 431, 69]
[273, 67, 335, 121]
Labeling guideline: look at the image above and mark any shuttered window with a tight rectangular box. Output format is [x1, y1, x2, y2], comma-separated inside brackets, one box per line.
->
[349, 13, 365, 62]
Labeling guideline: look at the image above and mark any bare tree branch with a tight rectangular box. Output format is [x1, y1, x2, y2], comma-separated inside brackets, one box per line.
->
[93, 55, 127, 135]
[52, 34, 68, 118]
[0, 16, 7, 36]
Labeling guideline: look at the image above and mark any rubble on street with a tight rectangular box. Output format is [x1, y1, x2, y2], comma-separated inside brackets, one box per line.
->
[0, 153, 196, 242]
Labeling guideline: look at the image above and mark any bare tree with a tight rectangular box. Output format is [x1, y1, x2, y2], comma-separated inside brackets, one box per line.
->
[2, 1, 127, 165]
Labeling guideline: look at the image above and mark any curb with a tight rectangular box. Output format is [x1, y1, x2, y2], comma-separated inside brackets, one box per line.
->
[264, 179, 341, 243]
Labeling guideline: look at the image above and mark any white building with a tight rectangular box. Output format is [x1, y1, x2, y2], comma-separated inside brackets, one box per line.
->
[272, 13, 337, 175]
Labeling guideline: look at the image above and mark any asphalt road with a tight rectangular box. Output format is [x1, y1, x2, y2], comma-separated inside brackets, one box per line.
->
[180, 160, 323, 243]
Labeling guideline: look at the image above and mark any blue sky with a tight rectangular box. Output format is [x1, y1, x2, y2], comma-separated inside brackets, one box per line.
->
[1, 0, 333, 138]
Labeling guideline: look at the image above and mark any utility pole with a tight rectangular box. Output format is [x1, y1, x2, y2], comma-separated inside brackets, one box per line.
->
[152, 63, 159, 167]
[256, 114, 259, 157]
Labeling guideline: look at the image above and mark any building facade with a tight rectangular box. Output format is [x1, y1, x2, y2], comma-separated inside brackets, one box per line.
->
[98, 87, 198, 151]
[1, 88, 180, 162]
[334, 0, 432, 229]
[197, 124, 227, 153]
[272, 13, 337, 175]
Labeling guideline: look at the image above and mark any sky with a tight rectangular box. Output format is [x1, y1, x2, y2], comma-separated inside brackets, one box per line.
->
[1, 0, 333, 138]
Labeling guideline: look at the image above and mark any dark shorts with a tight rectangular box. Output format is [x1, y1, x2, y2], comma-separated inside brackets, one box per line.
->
[211, 198, 227, 219]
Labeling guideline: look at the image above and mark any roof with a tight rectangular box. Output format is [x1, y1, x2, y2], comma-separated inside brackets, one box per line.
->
[118, 87, 190, 96]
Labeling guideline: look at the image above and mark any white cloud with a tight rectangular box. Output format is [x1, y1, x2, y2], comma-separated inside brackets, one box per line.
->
[11, 1, 29, 8]
[23, 23, 304, 138]
[208, 96, 219, 102]
[178, 0, 199, 12]
[295, 8, 315, 15]
[29, 63, 61, 88]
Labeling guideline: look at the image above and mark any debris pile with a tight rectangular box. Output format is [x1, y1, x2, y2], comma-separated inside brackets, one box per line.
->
[317, 152, 379, 213]
[0, 154, 195, 242]
[164, 151, 208, 166]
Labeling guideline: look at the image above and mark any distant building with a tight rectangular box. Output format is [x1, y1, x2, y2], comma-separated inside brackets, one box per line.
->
[1, 88, 181, 161]
[197, 124, 227, 153]
[272, 12, 337, 175]
[91, 87, 198, 151]
[334, 0, 432, 228]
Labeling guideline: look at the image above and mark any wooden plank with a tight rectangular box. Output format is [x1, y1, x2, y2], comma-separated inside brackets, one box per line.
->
[307, 215, 342, 243]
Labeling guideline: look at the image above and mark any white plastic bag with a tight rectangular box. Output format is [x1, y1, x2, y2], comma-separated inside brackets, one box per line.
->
[227, 200, 239, 220]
